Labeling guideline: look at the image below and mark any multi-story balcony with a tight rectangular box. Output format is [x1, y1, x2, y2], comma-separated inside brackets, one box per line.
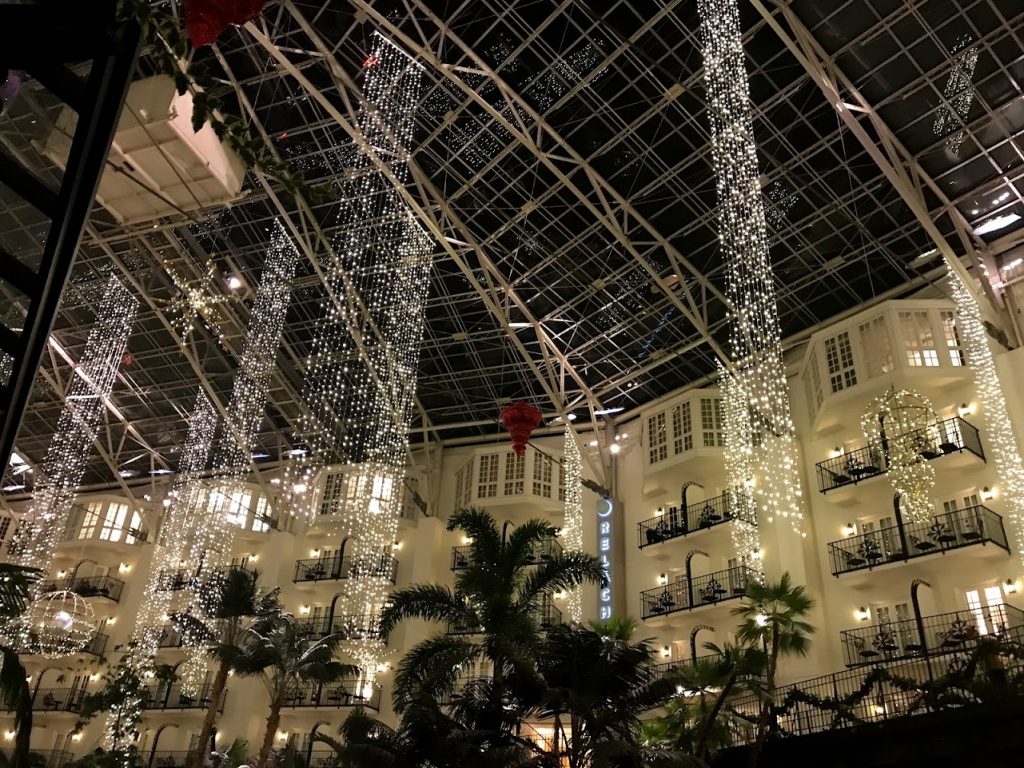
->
[637, 491, 755, 549]
[294, 614, 383, 643]
[826, 505, 1009, 577]
[153, 563, 252, 592]
[447, 598, 561, 635]
[292, 553, 398, 584]
[815, 416, 983, 494]
[141, 683, 224, 711]
[40, 574, 124, 602]
[450, 536, 562, 571]
[641, 566, 756, 620]
[280, 679, 381, 711]
[840, 605, 1024, 667]
[653, 652, 723, 678]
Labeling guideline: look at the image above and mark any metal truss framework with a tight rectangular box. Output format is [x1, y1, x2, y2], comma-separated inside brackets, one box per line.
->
[1, 0, 1023, 490]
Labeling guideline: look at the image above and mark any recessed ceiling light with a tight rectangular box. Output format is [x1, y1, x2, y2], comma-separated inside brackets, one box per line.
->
[974, 213, 1022, 236]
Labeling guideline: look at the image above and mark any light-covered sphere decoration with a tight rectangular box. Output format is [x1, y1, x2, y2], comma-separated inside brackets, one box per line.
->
[861, 388, 940, 525]
[24, 590, 95, 659]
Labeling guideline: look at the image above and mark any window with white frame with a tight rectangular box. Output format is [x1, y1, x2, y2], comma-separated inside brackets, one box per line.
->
[0, 515, 11, 543]
[824, 331, 857, 392]
[78, 502, 103, 539]
[647, 411, 668, 464]
[477, 453, 499, 498]
[672, 401, 693, 455]
[557, 459, 565, 502]
[700, 397, 723, 447]
[320, 470, 347, 517]
[99, 503, 142, 543]
[456, 460, 473, 507]
[966, 587, 1008, 635]
[899, 311, 940, 367]
[532, 454, 553, 498]
[940, 310, 965, 366]
[251, 495, 272, 532]
[858, 316, 894, 378]
[503, 451, 525, 496]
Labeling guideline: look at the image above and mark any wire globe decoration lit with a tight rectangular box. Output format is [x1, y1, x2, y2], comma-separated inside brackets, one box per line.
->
[23, 590, 96, 659]
[861, 388, 940, 525]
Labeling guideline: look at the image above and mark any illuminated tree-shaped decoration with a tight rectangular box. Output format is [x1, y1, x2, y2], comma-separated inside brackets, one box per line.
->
[861, 388, 939, 525]
[23, 590, 95, 659]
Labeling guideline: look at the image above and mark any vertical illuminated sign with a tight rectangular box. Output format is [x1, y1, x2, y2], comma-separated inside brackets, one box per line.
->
[597, 498, 614, 619]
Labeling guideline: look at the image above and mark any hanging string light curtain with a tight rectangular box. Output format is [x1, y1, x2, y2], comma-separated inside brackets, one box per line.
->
[103, 390, 218, 750]
[178, 222, 301, 692]
[950, 272, 1024, 565]
[698, 0, 804, 537]
[11, 277, 138, 595]
[282, 32, 431, 684]
[561, 424, 584, 622]
[720, 367, 762, 577]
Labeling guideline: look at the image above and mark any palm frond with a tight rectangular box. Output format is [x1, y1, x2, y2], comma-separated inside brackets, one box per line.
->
[378, 584, 471, 638]
[503, 519, 557, 566]
[516, 551, 607, 608]
[447, 507, 502, 564]
[393, 634, 482, 711]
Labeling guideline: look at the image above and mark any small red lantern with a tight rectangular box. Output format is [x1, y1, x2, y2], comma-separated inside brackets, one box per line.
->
[184, 0, 269, 49]
[500, 402, 543, 457]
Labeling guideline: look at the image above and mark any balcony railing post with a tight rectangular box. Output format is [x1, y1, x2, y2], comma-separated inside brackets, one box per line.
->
[892, 494, 909, 560]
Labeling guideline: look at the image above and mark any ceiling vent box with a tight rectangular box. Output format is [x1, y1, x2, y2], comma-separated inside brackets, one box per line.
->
[40, 75, 246, 224]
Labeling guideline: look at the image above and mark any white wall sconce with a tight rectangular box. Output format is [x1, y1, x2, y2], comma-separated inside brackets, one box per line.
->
[958, 402, 974, 417]
[300, 605, 310, 615]
[310, 548, 320, 557]
[658, 573, 668, 586]
[661, 645, 671, 658]
[842, 522, 857, 537]
[981, 486, 996, 501]
[118, 562, 131, 574]
[1005, 578, 1019, 595]
[855, 606, 871, 622]
[4, 731, 15, 741]
[830, 446, 843, 458]
[656, 506, 664, 517]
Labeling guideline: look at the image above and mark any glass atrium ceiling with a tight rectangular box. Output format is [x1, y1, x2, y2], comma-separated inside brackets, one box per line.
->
[1, 0, 1022, 488]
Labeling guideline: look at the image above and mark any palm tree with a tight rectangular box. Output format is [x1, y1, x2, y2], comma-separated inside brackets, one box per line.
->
[228, 615, 359, 768]
[311, 707, 411, 767]
[534, 618, 681, 768]
[178, 568, 281, 768]
[731, 573, 814, 766]
[644, 643, 765, 763]
[0, 563, 42, 768]
[378, 508, 606, 734]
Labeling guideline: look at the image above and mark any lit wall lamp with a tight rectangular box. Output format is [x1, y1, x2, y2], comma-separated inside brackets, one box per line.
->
[830, 446, 843, 458]
[958, 402, 974, 418]
[981, 486, 996, 501]
[855, 606, 871, 622]
[56, 570, 67, 579]
[71, 733, 83, 743]
[118, 562, 130, 574]
[553, 590, 567, 600]
[310, 548, 320, 557]
[1005, 579, 1019, 595]
[658, 573, 668, 586]
[842, 523, 857, 537]
[300, 605, 310, 615]
[656, 506, 665, 517]
[661, 645, 671, 658]
[4, 732, 15, 742]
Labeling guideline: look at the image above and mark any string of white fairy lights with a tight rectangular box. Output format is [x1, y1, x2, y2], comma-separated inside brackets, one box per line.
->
[720, 367, 763, 578]
[950, 272, 1024, 567]
[179, 221, 301, 693]
[860, 388, 938, 525]
[282, 33, 431, 685]
[104, 390, 218, 752]
[561, 424, 584, 622]
[698, 0, 805, 538]
[12, 277, 137, 656]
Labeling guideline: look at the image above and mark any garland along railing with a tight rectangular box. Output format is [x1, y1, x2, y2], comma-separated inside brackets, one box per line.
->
[725, 636, 1024, 742]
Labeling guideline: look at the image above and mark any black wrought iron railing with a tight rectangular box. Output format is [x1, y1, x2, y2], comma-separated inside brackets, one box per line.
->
[839, 605, 1024, 667]
[815, 416, 983, 493]
[31, 687, 88, 712]
[653, 652, 723, 677]
[727, 649, 1024, 743]
[450, 536, 562, 571]
[154, 564, 252, 592]
[28, 751, 73, 768]
[141, 683, 224, 711]
[85, 632, 108, 656]
[280, 678, 381, 711]
[826, 505, 1009, 576]
[641, 566, 757, 620]
[40, 574, 124, 602]
[294, 614, 383, 643]
[142, 752, 190, 768]
[293, 553, 398, 584]
[148, 624, 184, 648]
[638, 491, 756, 548]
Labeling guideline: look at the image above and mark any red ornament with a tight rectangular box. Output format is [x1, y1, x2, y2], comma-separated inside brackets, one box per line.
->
[500, 402, 543, 457]
[184, 0, 269, 49]
[121, 353, 133, 366]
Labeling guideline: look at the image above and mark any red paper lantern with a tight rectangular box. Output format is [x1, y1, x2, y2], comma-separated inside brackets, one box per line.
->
[184, 0, 269, 49]
[500, 402, 543, 457]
